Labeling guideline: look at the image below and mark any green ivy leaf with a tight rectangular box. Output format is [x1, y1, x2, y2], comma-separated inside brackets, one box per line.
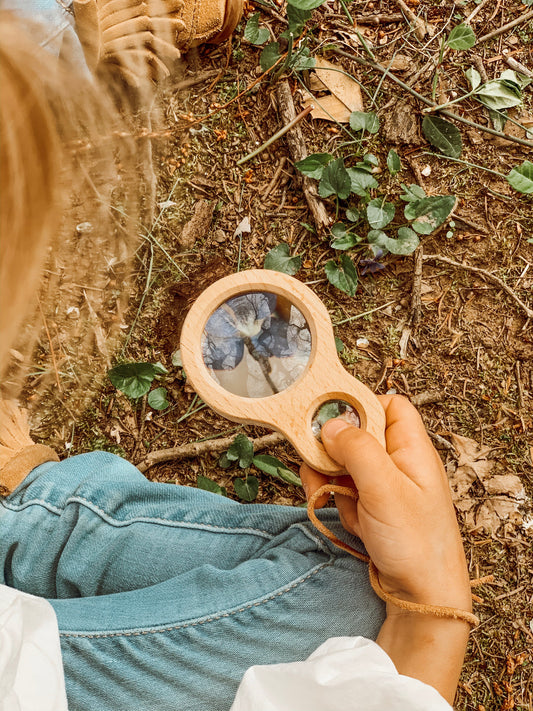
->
[252, 455, 302, 487]
[446, 23, 476, 50]
[234, 475, 259, 502]
[260, 42, 281, 72]
[386, 227, 420, 255]
[330, 223, 359, 250]
[286, 0, 323, 9]
[366, 199, 395, 229]
[147, 387, 169, 410]
[349, 111, 380, 133]
[345, 208, 362, 222]
[244, 13, 270, 45]
[422, 115, 462, 158]
[367, 229, 389, 248]
[318, 158, 352, 199]
[346, 168, 379, 197]
[226, 434, 255, 468]
[108, 362, 158, 399]
[291, 46, 316, 71]
[507, 161, 533, 194]
[197, 475, 227, 496]
[405, 195, 456, 235]
[295, 153, 334, 180]
[399, 183, 426, 202]
[335, 337, 345, 353]
[465, 67, 481, 90]
[285, 5, 312, 36]
[386, 149, 401, 175]
[475, 79, 522, 110]
[324, 255, 358, 296]
[264, 243, 302, 275]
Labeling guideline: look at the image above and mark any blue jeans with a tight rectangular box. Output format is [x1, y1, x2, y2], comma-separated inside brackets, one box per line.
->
[0, 453, 385, 711]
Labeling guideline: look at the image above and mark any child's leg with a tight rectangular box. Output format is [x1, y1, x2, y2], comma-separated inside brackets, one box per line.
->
[1, 452, 385, 711]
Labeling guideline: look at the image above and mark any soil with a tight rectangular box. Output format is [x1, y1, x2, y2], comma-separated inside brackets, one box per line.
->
[26, 1, 533, 708]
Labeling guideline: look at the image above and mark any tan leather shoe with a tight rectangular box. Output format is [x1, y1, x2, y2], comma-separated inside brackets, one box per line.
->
[73, 0, 243, 87]
[0, 401, 58, 494]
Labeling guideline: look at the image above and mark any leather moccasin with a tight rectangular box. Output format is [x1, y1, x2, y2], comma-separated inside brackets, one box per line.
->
[72, 0, 243, 87]
[0, 401, 58, 494]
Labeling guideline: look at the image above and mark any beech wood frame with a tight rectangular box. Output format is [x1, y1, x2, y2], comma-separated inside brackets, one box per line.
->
[180, 270, 386, 474]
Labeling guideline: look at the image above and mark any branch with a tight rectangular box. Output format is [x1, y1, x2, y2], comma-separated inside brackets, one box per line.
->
[136, 432, 285, 473]
[423, 254, 533, 320]
[332, 48, 533, 150]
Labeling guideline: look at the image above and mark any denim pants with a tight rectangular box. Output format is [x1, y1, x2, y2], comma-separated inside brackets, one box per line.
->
[0, 453, 385, 711]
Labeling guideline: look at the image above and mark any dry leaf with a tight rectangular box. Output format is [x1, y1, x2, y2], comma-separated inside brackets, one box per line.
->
[447, 433, 528, 534]
[179, 200, 214, 249]
[302, 90, 352, 122]
[303, 57, 363, 123]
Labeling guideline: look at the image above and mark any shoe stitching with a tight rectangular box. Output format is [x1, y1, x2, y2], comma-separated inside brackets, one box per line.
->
[58, 558, 334, 638]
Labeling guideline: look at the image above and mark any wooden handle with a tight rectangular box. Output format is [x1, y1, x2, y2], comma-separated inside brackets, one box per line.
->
[180, 270, 386, 474]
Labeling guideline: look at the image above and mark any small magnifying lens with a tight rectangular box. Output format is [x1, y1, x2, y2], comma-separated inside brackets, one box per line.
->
[180, 270, 386, 475]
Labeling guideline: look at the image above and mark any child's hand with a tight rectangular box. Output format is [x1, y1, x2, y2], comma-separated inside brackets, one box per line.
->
[300, 395, 471, 611]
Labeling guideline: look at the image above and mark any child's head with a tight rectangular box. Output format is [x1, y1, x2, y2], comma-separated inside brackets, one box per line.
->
[0, 12, 141, 413]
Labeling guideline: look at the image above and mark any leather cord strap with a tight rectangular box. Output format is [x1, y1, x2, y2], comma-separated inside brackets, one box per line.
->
[307, 484, 480, 628]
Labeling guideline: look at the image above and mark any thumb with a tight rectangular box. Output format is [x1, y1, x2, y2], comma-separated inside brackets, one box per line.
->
[321, 419, 400, 499]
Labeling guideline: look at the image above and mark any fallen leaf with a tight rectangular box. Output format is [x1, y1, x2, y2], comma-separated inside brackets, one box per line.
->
[302, 90, 352, 122]
[447, 433, 528, 534]
[302, 57, 364, 123]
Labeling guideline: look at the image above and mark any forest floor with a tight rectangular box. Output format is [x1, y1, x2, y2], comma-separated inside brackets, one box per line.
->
[30, 1, 533, 709]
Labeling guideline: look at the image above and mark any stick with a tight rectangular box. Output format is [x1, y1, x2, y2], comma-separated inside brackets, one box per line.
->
[260, 156, 287, 204]
[410, 246, 424, 326]
[275, 80, 330, 232]
[136, 432, 285, 473]
[476, 10, 533, 45]
[237, 105, 313, 165]
[332, 48, 533, 150]
[423, 254, 533, 320]
[394, 0, 429, 39]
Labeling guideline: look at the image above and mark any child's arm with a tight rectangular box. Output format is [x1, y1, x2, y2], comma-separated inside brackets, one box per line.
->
[301, 395, 472, 704]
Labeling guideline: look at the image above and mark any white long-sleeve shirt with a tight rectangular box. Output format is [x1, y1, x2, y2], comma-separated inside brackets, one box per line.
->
[0, 585, 452, 711]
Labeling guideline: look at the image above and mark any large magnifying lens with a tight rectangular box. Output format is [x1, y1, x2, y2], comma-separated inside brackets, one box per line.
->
[180, 270, 386, 474]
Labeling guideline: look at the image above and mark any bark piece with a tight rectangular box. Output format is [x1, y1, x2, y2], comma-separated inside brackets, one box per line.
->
[179, 200, 214, 248]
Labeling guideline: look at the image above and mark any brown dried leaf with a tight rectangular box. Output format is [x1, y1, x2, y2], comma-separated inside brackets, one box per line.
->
[303, 55, 366, 121]
[448, 434, 527, 534]
[301, 90, 352, 123]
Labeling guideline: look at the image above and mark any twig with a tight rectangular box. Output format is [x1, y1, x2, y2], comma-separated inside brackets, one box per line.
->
[260, 156, 287, 204]
[275, 80, 330, 232]
[410, 246, 424, 326]
[173, 70, 222, 91]
[136, 432, 285, 473]
[505, 56, 533, 80]
[464, 0, 492, 25]
[394, 0, 429, 39]
[356, 13, 403, 25]
[411, 391, 445, 406]
[237, 105, 313, 165]
[332, 48, 533, 150]
[476, 10, 533, 45]
[423, 254, 533, 320]
[333, 300, 396, 326]
[37, 297, 62, 391]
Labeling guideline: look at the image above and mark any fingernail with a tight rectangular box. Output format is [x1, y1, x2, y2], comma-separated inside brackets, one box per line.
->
[321, 418, 351, 439]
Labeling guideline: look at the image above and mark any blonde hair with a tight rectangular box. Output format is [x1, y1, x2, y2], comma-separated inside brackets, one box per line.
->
[0, 13, 142, 425]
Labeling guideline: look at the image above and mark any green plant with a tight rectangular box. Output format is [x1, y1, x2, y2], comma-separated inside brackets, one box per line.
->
[107, 362, 170, 410]
[212, 434, 302, 501]
[243, 0, 317, 77]
[279, 146, 456, 295]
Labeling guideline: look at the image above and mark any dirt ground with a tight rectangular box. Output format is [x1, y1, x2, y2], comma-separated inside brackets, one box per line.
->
[26, 1, 533, 709]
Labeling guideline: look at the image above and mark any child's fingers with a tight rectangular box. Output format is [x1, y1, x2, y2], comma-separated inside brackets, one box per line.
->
[299, 464, 330, 508]
[320, 419, 404, 501]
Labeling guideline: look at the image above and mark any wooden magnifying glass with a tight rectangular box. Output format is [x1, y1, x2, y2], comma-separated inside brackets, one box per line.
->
[180, 270, 386, 475]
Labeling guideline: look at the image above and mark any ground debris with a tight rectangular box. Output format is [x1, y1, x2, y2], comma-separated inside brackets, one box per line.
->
[447, 434, 528, 534]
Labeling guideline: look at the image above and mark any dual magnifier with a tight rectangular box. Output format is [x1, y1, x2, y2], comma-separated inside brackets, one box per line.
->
[180, 270, 386, 475]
